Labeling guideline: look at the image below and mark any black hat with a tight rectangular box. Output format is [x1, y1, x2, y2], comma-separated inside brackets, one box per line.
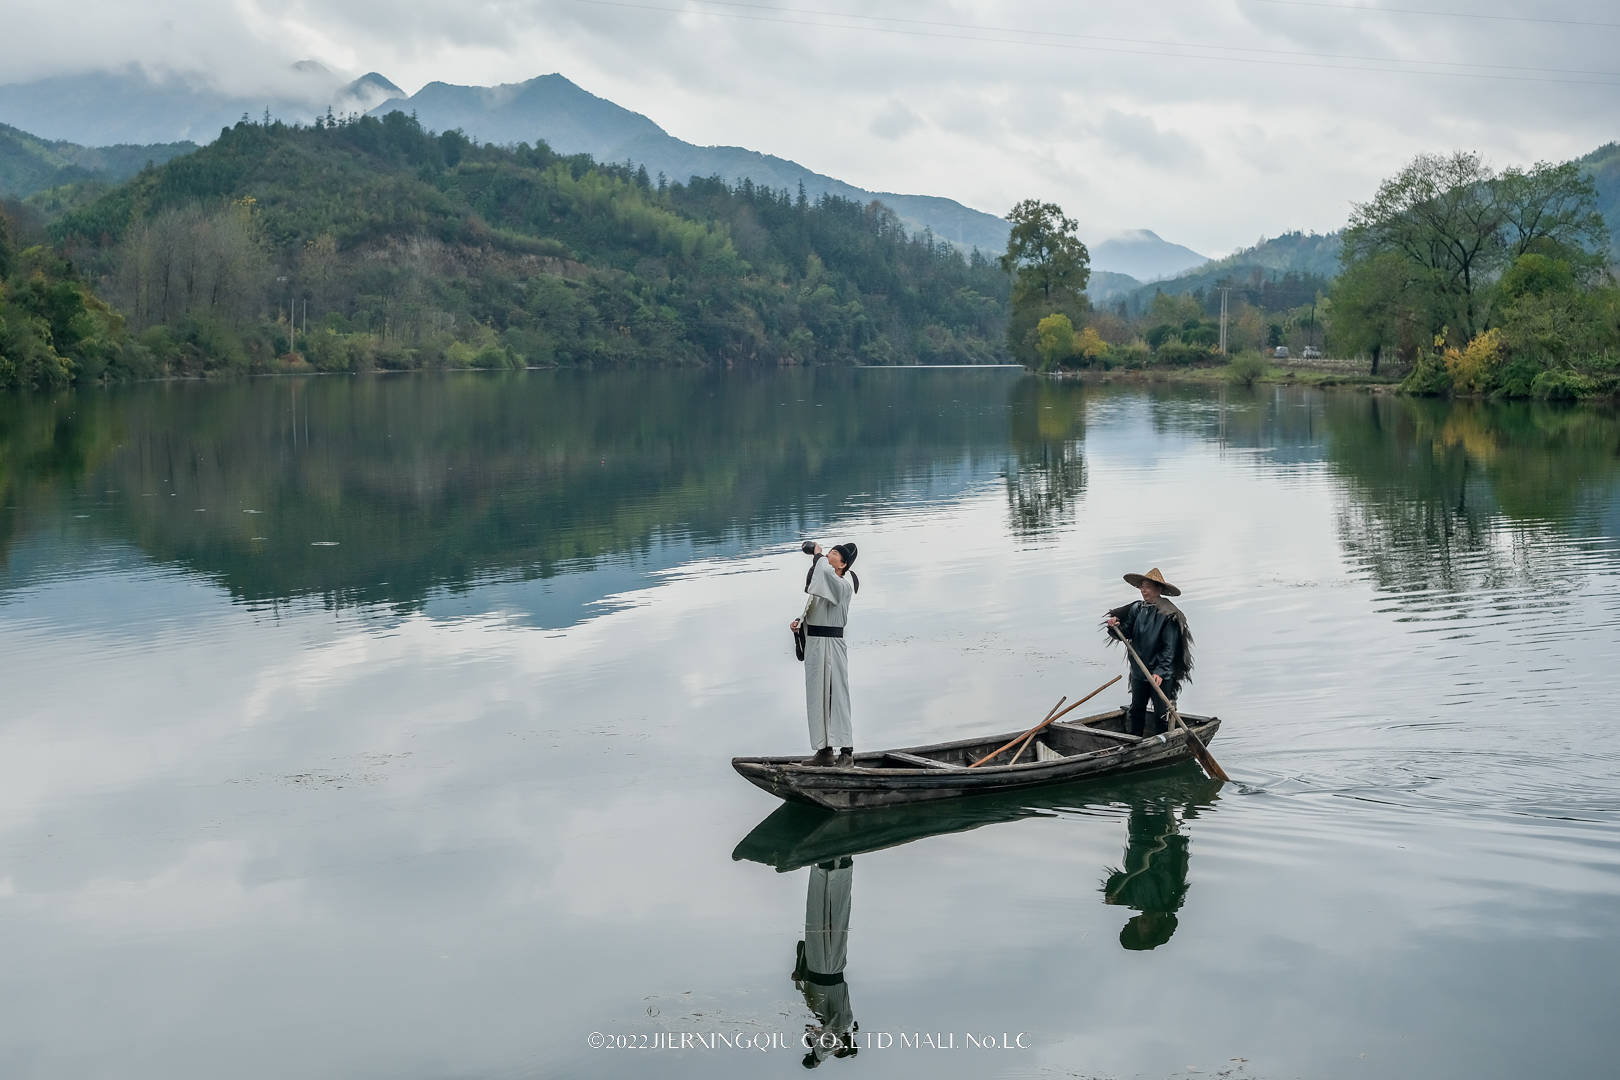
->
[833, 542, 857, 568]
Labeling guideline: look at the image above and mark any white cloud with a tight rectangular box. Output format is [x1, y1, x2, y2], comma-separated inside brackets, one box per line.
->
[869, 98, 922, 140]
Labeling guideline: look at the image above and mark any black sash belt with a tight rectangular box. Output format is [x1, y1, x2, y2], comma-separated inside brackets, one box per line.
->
[795, 940, 848, 984]
[802, 968, 846, 986]
[806, 625, 844, 638]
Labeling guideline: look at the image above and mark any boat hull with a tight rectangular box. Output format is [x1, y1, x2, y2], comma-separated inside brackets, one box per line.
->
[731, 708, 1222, 811]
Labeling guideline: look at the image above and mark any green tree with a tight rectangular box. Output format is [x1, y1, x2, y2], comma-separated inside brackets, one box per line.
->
[1000, 200, 1091, 306]
[1344, 151, 1609, 343]
[1495, 161, 1608, 269]
[1001, 199, 1090, 364]
[1034, 312, 1076, 371]
[1344, 151, 1501, 341]
[1495, 254, 1605, 395]
[1329, 252, 1422, 374]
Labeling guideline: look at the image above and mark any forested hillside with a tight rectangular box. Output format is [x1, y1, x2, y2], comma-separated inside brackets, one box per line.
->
[0, 212, 126, 388]
[24, 112, 1006, 386]
[0, 121, 194, 198]
[1120, 230, 1339, 314]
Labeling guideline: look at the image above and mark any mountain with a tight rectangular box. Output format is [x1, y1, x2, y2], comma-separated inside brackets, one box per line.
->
[1087, 270, 1142, 304]
[366, 74, 1210, 272]
[1575, 141, 1620, 259]
[1212, 231, 1344, 278]
[367, 73, 1022, 253]
[0, 65, 1214, 270]
[0, 65, 401, 145]
[0, 121, 194, 198]
[37, 112, 1008, 385]
[1122, 230, 1342, 312]
[1087, 229, 1208, 281]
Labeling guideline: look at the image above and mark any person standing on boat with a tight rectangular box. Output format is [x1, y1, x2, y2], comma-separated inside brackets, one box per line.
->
[791, 543, 859, 767]
[1104, 567, 1193, 738]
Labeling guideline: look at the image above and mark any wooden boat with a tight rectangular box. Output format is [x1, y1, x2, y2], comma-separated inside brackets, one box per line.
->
[732, 706, 1221, 811]
[732, 762, 1223, 871]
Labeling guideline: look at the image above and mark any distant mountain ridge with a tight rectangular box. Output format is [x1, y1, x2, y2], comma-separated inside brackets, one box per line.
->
[0, 121, 194, 198]
[1120, 230, 1341, 312]
[366, 73, 1214, 272]
[0, 65, 1215, 272]
[1087, 229, 1208, 281]
[367, 73, 1023, 254]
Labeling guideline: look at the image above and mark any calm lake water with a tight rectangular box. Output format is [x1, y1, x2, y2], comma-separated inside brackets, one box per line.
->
[2, 370, 1618, 1079]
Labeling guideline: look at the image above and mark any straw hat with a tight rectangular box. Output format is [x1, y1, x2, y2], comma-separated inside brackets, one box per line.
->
[1123, 567, 1181, 597]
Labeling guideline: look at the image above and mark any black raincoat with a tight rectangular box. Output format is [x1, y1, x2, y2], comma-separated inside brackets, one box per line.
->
[1106, 597, 1194, 697]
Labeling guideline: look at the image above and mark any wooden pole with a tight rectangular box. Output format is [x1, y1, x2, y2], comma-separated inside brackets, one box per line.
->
[1109, 627, 1229, 782]
[969, 676, 1121, 768]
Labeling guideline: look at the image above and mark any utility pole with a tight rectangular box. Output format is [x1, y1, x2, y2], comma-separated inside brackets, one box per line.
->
[1219, 287, 1230, 355]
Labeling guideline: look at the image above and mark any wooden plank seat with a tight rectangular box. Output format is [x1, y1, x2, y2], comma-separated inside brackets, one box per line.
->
[885, 751, 965, 770]
[1051, 721, 1143, 744]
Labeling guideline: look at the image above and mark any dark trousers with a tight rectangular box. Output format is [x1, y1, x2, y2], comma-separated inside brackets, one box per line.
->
[1127, 678, 1174, 737]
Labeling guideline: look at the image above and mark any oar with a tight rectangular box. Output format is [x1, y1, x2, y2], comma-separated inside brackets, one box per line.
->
[1008, 697, 1065, 766]
[969, 676, 1121, 768]
[1006, 695, 1075, 766]
[1109, 627, 1230, 783]
[1005, 675, 1125, 763]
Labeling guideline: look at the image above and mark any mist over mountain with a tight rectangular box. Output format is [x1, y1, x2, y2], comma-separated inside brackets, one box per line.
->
[1087, 229, 1208, 282]
[1087, 270, 1144, 304]
[0, 65, 400, 145]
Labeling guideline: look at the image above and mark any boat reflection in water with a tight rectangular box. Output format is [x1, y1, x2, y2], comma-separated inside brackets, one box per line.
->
[793, 857, 859, 1068]
[734, 762, 1223, 1011]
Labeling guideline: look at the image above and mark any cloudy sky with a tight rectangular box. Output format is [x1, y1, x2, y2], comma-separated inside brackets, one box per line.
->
[9, 0, 1620, 255]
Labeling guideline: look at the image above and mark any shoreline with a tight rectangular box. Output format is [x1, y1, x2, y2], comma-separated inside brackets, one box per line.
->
[1039, 363, 1405, 391]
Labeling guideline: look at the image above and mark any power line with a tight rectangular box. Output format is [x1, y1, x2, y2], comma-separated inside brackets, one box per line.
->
[687, 0, 1620, 79]
[1244, 0, 1620, 32]
[572, 0, 1620, 86]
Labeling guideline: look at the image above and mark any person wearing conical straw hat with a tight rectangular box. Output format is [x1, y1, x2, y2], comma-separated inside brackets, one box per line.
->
[1104, 568, 1194, 738]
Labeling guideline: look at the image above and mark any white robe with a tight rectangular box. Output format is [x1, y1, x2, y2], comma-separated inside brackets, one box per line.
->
[803, 558, 854, 751]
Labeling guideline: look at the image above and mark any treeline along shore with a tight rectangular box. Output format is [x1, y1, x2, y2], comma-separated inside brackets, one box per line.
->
[1, 110, 1619, 400]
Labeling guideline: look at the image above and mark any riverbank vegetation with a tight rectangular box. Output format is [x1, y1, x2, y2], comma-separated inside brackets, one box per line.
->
[1333, 152, 1618, 400]
[0, 212, 132, 389]
[1010, 152, 1618, 400]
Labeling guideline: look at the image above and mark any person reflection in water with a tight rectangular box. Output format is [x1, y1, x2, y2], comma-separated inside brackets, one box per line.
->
[793, 857, 858, 1068]
[1102, 803, 1191, 951]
